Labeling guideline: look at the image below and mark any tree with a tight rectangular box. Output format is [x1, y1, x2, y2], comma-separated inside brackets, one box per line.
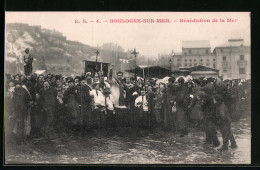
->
[100, 43, 125, 52]
[39, 56, 47, 70]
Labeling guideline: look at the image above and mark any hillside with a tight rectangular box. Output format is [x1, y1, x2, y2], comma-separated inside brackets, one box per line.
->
[5, 23, 103, 75]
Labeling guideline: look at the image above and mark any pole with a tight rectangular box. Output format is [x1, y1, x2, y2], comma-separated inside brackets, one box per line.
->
[101, 62, 103, 76]
[148, 94, 151, 130]
[230, 45, 232, 80]
[83, 60, 85, 76]
[131, 48, 139, 80]
[135, 55, 137, 79]
[95, 50, 99, 78]
[148, 56, 150, 78]
[149, 109, 151, 130]
[80, 86, 83, 137]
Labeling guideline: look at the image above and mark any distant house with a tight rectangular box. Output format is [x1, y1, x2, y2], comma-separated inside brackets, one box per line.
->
[213, 39, 250, 80]
[171, 40, 217, 71]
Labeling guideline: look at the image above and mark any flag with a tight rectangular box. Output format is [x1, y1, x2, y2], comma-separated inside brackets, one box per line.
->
[120, 59, 130, 63]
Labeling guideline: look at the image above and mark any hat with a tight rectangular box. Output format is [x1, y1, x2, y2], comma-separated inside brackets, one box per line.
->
[57, 85, 62, 88]
[197, 91, 205, 98]
[214, 94, 223, 102]
[137, 77, 144, 81]
[132, 92, 138, 96]
[68, 79, 74, 83]
[168, 77, 176, 83]
[8, 80, 15, 84]
[56, 75, 62, 80]
[186, 75, 193, 80]
[117, 71, 123, 76]
[193, 79, 200, 85]
[85, 72, 91, 76]
[75, 76, 81, 80]
[86, 76, 92, 80]
[177, 77, 185, 84]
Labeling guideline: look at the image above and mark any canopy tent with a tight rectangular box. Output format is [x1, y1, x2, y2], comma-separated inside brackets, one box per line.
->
[178, 65, 219, 79]
[187, 65, 219, 73]
[190, 71, 219, 78]
[156, 76, 170, 84]
[171, 69, 191, 77]
[83, 60, 111, 79]
[176, 76, 188, 82]
[126, 65, 171, 78]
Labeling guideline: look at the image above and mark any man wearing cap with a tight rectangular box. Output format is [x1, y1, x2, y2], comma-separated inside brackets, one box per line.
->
[35, 75, 45, 93]
[135, 78, 144, 95]
[201, 78, 215, 96]
[38, 81, 57, 136]
[124, 77, 136, 126]
[214, 94, 237, 151]
[114, 71, 126, 106]
[175, 77, 190, 137]
[135, 89, 149, 128]
[99, 76, 110, 92]
[90, 83, 106, 128]
[63, 79, 80, 127]
[154, 83, 166, 127]
[124, 77, 135, 108]
[197, 91, 220, 147]
[50, 76, 57, 87]
[12, 81, 33, 144]
[103, 87, 115, 128]
[75, 79, 93, 131]
[23, 48, 33, 76]
[164, 76, 178, 132]
[84, 75, 92, 89]
[74, 77, 80, 87]
[149, 78, 157, 92]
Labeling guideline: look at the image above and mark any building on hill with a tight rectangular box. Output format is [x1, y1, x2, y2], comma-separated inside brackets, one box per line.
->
[213, 39, 250, 80]
[182, 40, 211, 55]
[175, 40, 217, 69]
[164, 41, 217, 73]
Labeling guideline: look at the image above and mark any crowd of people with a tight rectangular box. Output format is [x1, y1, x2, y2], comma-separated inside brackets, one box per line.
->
[5, 71, 251, 151]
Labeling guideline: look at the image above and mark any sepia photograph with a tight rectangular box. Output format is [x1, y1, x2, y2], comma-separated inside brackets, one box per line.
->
[4, 12, 251, 164]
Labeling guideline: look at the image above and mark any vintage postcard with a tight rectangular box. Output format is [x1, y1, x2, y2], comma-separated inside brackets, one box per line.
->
[4, 12, 251, 164]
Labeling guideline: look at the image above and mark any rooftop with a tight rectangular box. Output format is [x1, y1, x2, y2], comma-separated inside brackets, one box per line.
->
[215, 39, 250, 48]
[182, 40, 211, 49]
[138, 65, 169, 69]
[191, 71, 218, 75]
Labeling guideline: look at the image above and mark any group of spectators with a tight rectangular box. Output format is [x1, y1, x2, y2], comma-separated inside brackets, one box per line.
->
[5, 72, 250, 151]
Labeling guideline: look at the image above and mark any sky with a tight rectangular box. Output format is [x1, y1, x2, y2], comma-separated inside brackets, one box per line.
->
[6, 12, 250, 58]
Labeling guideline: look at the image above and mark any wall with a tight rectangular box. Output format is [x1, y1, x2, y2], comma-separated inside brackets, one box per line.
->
[182, 48, 211, 55]
[172, 54, 216, 69]
[215, 46, 250, 80]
